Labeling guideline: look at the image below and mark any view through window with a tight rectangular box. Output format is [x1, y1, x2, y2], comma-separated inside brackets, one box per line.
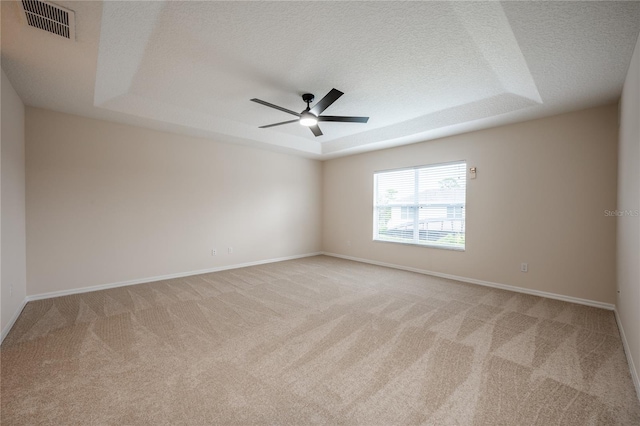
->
[373, 161, 467, 250]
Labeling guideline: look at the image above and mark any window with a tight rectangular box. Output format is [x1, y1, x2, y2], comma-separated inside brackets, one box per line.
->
[400, 206, 412, 220]
[373, 161, 466, 250]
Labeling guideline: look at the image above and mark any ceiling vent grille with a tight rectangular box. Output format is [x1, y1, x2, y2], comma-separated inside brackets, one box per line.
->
[20, 0, 75, 40]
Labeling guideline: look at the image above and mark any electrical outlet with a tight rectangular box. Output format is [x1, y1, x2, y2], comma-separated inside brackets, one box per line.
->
[211, 249, 217, 256]
[521, 263, 528, 273]
[228, 247, 233, 254]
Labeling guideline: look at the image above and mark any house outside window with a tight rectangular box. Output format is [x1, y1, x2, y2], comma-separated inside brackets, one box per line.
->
[373, 161, 467, 250]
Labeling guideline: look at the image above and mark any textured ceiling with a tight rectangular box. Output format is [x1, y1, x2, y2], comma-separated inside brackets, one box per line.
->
[2, 1, 639, 159]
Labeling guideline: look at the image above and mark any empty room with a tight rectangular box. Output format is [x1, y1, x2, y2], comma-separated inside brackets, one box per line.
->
[1, 1, 640, 424]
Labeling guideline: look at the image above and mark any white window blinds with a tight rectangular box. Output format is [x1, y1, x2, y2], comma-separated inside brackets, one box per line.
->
[373, 161, 466, 250]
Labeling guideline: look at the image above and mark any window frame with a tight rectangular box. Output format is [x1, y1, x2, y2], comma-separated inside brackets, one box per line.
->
[372, 160, 467, 251]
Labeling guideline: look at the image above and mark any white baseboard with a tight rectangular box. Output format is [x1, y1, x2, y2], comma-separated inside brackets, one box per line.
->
[1, 297, 28, 344]
[5, 251, 634, 401]
[26, 252, 323, 302]
[2, 252, 320, 344]
[2, 250, 617, 344]
[322, 252, 615, 310]
[328, 252, 638, 400]
[614, 308, 640, 401]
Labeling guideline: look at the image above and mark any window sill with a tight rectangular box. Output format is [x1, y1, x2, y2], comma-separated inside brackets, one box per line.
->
[372, 238, 465, 252]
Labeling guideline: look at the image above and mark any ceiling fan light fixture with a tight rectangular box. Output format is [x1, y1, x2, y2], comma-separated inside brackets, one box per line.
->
[251, 89, 368, 137]
[299, 111, 318, 127]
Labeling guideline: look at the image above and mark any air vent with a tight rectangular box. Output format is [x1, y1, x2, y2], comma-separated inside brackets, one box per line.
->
[20, 0, 75, 40]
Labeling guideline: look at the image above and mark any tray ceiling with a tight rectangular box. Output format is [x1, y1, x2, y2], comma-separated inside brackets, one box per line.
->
[2, 1, 639, 159]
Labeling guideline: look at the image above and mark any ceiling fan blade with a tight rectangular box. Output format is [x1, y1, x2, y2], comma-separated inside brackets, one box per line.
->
[259, 119, 299, 129]
[318, 116, 369, 123]
[309, 125, 323, 137]
[310, 88, 343, 115]
[250, 98, 301, 117]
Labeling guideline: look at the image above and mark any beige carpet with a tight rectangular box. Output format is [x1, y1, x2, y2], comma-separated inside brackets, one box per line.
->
[1, 255, 639, 425]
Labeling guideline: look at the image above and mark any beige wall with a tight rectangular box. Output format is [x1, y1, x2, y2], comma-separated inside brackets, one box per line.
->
[26, 108, 322, 296]
[323, 104, 618, 304]
[1, 69, 27, 336]
[617, 32, 640, 395]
